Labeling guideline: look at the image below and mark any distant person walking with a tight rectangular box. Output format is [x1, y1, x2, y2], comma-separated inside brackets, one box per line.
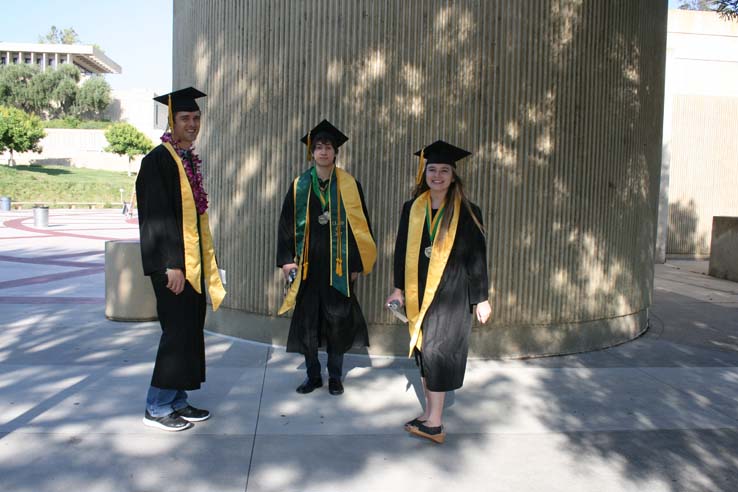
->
[136, 87, 226, 431]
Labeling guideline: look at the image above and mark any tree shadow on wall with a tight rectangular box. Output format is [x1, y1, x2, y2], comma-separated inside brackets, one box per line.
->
[186, 0, 663, 340]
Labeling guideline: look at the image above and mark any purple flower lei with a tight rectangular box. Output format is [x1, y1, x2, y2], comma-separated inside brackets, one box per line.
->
[161, 132, 209, 214]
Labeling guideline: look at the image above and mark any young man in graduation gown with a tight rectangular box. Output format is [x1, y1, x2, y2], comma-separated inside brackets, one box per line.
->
[136, 87, 226, 431]
[386, 140, 491, 444]
[277, 120, 376, 396]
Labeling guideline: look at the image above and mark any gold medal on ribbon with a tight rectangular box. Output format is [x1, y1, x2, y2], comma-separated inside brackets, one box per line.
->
[311, 167, 332, 226]
[424, 198, 445, 261]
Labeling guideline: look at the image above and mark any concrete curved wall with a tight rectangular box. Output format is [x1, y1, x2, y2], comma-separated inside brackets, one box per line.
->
[173, 0, 667, 358]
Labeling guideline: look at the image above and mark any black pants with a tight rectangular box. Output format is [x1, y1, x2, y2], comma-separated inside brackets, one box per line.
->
[149, 273, 206, 390]
[305, 351, 344, 380]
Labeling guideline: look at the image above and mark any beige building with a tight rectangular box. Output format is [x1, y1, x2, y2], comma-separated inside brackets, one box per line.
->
[0, 42, 121, 76]
[657, 10, 738, 260]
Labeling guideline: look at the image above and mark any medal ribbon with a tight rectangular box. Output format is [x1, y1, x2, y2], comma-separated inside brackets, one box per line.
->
[425, 197, 446, 246]
[310, 167, 331, 211]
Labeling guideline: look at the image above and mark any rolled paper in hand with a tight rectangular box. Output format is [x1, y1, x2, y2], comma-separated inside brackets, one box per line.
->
[283, 268, 298, 297]
[386, 300, 408, 323]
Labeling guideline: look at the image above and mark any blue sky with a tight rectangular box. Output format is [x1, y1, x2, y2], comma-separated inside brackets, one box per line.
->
[1, 0, 172, 94]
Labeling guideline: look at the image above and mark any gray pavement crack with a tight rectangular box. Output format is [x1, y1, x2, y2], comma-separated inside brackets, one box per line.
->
[244, 345, 271, 492]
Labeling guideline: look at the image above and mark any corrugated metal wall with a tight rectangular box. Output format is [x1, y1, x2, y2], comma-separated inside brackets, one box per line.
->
[667, 95, 738, 256]
[173, 0, 667, 355]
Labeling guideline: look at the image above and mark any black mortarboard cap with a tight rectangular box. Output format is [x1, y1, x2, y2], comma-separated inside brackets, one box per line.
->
[153, 87, 207, 113]
[301, 120, 348, 161]
[414, 140, 471, 165]
[413, 140, 472, 184]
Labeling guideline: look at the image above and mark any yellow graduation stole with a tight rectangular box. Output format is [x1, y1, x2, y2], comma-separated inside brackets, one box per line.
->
[404, 191, 461, 356]
[162, 142, 226, 311]
[279, 167, 376, 315]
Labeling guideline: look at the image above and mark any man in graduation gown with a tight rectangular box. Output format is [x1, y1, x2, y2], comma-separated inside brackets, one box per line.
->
[136, 87, 226, 431]
[277, 120, 376, 396]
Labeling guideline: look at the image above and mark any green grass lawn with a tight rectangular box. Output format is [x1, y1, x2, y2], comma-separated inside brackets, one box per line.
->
[0, 164, 136, 207]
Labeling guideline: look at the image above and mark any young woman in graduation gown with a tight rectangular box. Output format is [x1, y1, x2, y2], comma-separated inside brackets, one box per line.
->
[386, 140, 491, 444]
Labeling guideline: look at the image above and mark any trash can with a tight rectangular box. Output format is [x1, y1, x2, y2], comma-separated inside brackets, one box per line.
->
[0, 197, 10, 212]
[33, 206, 49, 227]
[105, 240, 158, 321]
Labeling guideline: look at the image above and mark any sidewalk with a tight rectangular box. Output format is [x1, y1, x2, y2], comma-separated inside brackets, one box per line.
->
[1, 209, 737, 492]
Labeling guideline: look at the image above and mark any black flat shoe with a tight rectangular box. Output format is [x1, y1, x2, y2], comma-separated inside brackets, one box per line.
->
[328, 378, 344, 395]
[404, 417, 427, 431]
[296, 377, 323, 394]
[408, 422, 445, 444]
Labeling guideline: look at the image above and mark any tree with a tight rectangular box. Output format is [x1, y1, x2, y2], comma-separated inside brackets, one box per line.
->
[39, 26, 80, 44]
[75, 77, 111, 118]
[0, 106, 46, 165]
[715, 0, 738, 19]
[0, 65, 41, 115]
[678, 0, 738, 19]
[678, 0, 715, 9]
[46, 65, 81, 118]
[104, 123, 153, 175]
[0, 64, 81, 118]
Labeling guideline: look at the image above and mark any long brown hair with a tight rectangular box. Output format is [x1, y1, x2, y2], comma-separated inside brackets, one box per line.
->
[412, 167, 485, 241]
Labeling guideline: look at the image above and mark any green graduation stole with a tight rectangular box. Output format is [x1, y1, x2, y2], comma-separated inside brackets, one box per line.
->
[279, 166, 376, 315]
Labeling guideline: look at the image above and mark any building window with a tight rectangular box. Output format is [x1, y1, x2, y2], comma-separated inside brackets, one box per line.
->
[0, 56, 5, 65]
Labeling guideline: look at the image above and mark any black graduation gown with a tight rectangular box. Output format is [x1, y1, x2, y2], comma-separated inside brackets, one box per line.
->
[136, 144, 207, 391]
[393, 198, 489, 392]
[276, 176, 372, 356]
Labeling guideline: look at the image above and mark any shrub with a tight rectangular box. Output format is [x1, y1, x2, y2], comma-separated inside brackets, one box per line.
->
[104, 122, 153, 175]
[0, 105, 46, 164]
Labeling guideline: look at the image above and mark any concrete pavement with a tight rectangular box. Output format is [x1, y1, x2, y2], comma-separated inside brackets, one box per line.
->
[1, 209, 737, 492]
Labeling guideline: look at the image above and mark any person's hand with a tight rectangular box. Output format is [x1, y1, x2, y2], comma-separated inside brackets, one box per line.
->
[282, 263, 298, 281]
[476, 300, 492, 324]
[351, 272, 360, 282]
[385, 288, 404, 307]
[166, 268, 185, 295]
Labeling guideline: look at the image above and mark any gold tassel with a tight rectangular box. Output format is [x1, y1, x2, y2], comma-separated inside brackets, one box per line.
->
[167, 95, 174, 132]
[306, 130, 312, 162]
[415, 149, 425, 185]
[303, 212, 311, 279]
[335, 177, 343, 276]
